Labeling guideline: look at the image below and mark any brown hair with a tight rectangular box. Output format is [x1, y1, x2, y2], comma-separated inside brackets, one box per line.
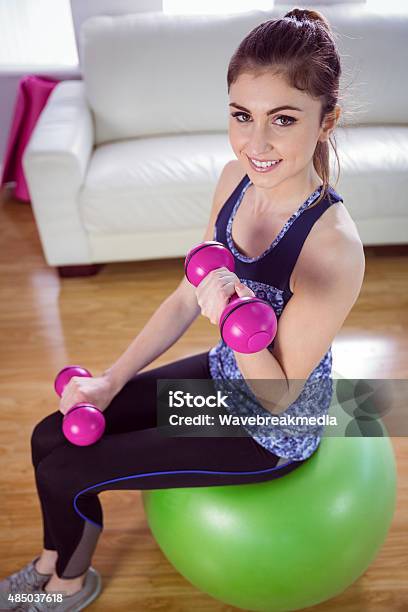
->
[227, 7, 342, 208]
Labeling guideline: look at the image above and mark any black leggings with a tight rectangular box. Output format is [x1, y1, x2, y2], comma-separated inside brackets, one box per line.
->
[31, 351, 309, 579]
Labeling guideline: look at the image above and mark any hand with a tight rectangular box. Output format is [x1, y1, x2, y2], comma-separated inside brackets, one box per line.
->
[58, 375, 117, 416]
[195, 267, 256, 325]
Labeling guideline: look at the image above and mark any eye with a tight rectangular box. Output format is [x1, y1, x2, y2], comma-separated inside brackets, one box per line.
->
[275, 115, 296, 127]
[231, 111, 251, 123]
[230, 112, 297, 127]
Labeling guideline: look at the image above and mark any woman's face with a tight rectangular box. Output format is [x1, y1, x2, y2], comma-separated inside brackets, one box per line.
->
[228, 70, 335, 188]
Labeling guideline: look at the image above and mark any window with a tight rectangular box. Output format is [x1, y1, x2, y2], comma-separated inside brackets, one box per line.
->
[1, 0, 406, 67]
[163, 0, 408, 14]
[0, 0, 77, 67]
[163, 0, 275, 15]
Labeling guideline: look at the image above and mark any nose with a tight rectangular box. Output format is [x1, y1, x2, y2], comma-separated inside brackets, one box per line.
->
[246, 125, 273, 157]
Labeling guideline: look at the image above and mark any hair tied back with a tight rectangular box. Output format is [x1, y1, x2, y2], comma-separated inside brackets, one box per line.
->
[284, 8, 332, 34]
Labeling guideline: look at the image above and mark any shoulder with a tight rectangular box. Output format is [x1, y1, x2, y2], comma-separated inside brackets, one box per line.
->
[202, 161, 247, 242]
[318, 227, 365, 287]
[209, 160, 246, 222]
[294, 202, 365, 297]
[216, 160, 247, 203]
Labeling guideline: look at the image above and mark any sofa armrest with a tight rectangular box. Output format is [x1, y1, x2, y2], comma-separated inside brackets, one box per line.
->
[24, 80, 94, 185]
[23, 80, 95, 266]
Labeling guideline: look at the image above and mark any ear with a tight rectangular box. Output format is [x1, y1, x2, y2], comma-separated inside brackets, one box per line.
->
[318, 105, 341, 143]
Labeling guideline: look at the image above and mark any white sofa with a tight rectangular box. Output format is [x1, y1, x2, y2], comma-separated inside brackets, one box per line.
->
[23, 5, 408, 273]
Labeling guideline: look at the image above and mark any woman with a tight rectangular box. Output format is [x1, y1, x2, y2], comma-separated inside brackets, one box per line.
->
[0, 8, 364, 611]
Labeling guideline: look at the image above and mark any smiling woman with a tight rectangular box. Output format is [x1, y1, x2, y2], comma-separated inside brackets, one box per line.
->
[0, 7, 367, 608]
[226, 9, 343, 211]
[206, 7, 365, 460]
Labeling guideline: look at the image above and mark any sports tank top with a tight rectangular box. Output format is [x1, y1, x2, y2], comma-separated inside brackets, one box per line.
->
[208, 173, 344, 461]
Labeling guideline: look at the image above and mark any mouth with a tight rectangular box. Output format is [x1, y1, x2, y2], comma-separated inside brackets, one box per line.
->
[247, 155, 283, 173]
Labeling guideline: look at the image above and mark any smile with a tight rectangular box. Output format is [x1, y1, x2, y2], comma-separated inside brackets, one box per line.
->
[247, 156, 283, 172]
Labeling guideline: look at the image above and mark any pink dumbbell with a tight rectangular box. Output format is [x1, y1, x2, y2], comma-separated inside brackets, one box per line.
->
[184, 241, 277, 353]
[54, 365, 106, 446]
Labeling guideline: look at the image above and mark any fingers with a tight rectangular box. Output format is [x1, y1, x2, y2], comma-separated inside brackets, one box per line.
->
[59, 377, 86, 415]
[235, 280, 256, 298]
[201, 282, 237, 324]
[196, 268, 236, 300]
[195, 268, 252, 324]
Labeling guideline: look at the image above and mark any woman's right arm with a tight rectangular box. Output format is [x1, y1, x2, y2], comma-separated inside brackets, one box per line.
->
[102, 160, 244, 395]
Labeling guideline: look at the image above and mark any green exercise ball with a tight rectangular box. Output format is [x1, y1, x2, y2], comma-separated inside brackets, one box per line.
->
[142, 399, 397, 611]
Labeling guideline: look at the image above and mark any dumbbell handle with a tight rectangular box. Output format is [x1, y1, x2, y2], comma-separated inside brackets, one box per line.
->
[54, 365, 105, 416]
[54, 365, 106, 446]
[184, 241, 277, 353]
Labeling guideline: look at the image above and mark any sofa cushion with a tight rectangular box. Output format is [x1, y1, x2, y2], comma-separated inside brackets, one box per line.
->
[79, 132, 234, 234]
[79, 125, 408, 237]
[81, 7, 408, 145]
[332, 125, 408, 223]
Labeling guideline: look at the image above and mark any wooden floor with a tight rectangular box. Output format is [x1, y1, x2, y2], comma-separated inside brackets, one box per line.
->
[0, 188, 407, 611]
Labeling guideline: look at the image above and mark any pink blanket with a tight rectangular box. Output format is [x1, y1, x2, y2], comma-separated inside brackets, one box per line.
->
[1, 75, 60, 202]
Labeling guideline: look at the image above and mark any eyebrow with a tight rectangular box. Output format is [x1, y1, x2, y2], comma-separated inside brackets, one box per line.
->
[229, 102, 303, 115]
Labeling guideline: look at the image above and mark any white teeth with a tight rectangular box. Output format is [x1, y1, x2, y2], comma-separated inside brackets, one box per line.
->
[250, 158, 280, 168]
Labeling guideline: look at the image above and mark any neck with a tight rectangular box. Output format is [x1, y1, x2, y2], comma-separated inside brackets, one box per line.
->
[249, 165, 323, 216]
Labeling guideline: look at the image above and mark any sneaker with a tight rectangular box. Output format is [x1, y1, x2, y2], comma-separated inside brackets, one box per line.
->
[13, 566, 102, 611]
[0, 557, 52, 610]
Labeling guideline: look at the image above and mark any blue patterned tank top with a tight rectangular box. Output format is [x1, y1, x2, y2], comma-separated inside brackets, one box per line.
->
[208, 173, 344, 461]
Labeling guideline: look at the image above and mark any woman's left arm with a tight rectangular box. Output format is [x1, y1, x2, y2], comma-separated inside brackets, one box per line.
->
[234, 231, 366, 414]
